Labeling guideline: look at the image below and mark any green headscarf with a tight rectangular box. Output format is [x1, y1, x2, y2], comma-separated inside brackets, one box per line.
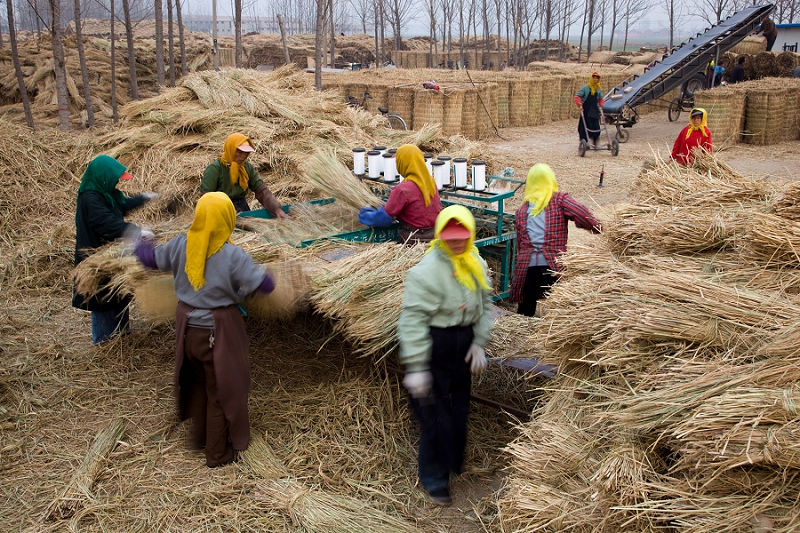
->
[77, 155, 128, 209]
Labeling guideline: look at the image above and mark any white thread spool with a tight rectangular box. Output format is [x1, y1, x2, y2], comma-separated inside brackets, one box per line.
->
[424, 153, 433, 177]
[437, 156, 452, 188]
[352, 148, 366, 175]
[367, 150, 381, 179]
[471, 160, 486, 190]
[382, 153, 397, 182]
[431, 160, 446, 190]
[453, 158, 468, 189]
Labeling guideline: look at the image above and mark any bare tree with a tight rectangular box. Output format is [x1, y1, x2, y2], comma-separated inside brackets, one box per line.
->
[663, 0, 682, 49]
[314, 0, 324, 88]
[167, 0, 174, 84]
[121, 0, 139, 98]
[348, 0, 371, 33]
[691, 0, 734, 25]
[558, 0, 581, 60]
[72, 0, 94, 126]
[110, 0, 118, 121]
[175, 0, 186, 75]
[234, 0, 242, 67]
[7, 0, 33, 128]
[328, 0, 334, 67]
[155, 0, 164, 86]
[386, 0, 414, 53]
[48, 0, 70, 130]
[622, 0, 649, 51]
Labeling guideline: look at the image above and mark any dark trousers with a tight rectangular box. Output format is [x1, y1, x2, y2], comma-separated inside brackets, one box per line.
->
[183, 326, 234, 467]
[517, 265, 557, 317]
[409, 325, 473, 493]
[578, 115, 601, 143]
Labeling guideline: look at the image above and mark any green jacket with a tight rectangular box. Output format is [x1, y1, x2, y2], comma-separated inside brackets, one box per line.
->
[201, 159, 264, 200]
[575, 84, 604, 103]
[398, 247, 494, 372]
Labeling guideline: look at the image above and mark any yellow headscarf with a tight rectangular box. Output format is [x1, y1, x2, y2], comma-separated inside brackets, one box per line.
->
[588, 72, 602, 95]
[220, 133, 254, 191]
[185, 192, 236, 291]
[523, 163, 559, 217]
[427, 205, 490, 291]
[685, 108, 709, 140]
[395, 144, 437, 206]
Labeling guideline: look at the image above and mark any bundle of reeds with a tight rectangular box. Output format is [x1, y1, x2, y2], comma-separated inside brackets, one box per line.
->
[776, 51, 800, 76]
[752, 51, 779, 78]
[302, 150, 384, 211]
[693, 85, 747, 146]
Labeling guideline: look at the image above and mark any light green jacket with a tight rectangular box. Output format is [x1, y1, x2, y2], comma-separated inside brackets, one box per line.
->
[201, 160, 264, 201]
[398, 247, 494, 372]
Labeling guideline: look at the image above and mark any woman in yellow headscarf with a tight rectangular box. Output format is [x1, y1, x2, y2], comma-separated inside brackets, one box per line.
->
[133, 192, 276, 468]
[574, 71, 606, 146]
[358, 144, 442, 243]
[671, 108, 712, 166]
[510, 163, 602, 316]
[397, 204, 493, 506]
[201, 133, 289, 217]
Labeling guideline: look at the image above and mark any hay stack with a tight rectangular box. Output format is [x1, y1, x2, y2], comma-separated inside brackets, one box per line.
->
[441, 88, 464, 136]
[496, 80, 510, 127]
[693, 85, 747, 146]
[365, 84, 389, 114]
[558, 75, 573, 120]
[387, 85, 414, 129]
[412, 87, 444, 130]
[776, 51, 799, 77]
[527, 78, 545, 125]
[508, 79, 529, 126]
[742, 83, 788, 145]
[498, 155, 800, 532]
[730, 36, 767, 55]
[752, 51, 778, 78]
[460, 88, 478, 139]
[540, 75, 561, 122]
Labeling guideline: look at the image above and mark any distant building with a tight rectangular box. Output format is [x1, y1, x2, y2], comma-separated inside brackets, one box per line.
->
[775, 23, 800, 52]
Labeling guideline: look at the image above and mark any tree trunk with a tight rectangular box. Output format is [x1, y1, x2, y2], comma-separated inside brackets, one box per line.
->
[234, 0, 242, 67]
[7, 0, 34, 128]
[176, 0, 187, 75]
[328, 0, 334, 67]
[587, 0, 594, 59]
[577, 0, 587, 62]
[121, 0, 139, 99]
[374, 0, 379, 67]
[110, 0, 118, 122]
[49, 0, 70, 130]
[314, 0, 324, 89]
[155, 0, 164, 87]
[277, 13, 291, 64]
[167, 0, 175, 84]
[73, 0, 94, 127]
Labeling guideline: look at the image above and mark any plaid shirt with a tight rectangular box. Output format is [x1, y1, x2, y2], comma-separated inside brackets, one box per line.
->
[510, 192, 601, 302]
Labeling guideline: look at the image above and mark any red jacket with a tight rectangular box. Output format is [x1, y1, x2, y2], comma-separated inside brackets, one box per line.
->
[671, 126, 712, 166]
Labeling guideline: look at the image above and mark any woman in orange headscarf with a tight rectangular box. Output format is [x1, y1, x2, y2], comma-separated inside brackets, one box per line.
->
[671, 108, 712, 166]
[201, 133, 289, 217]
[133, 192, 276, 467]
[358, 144, 442, 243]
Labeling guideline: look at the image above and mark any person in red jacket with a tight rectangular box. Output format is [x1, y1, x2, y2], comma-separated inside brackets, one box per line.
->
[671, 108, 712, 166]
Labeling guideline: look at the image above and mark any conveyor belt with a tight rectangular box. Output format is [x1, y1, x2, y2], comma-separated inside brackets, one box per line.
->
[603, 4, 775, 121]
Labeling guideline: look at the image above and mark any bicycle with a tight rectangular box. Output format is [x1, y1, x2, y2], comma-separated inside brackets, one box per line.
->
[345, 90, 408, 130]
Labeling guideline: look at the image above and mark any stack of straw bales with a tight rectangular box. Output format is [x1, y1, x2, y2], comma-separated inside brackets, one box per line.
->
[730, 36, 767, 55]
[498, 153, 800, 532]
[742, 80, 792, 145]
[694, 85, 747, 146]
[776, 51, 800, 76]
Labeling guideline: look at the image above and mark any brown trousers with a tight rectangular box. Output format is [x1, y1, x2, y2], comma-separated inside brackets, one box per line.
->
[183, 326, 235, 467]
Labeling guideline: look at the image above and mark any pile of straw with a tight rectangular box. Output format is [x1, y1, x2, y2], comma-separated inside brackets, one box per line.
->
[498, 154, 800, 532]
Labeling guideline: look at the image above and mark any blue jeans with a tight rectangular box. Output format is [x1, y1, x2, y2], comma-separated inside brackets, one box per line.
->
[91, 305, 130, 344]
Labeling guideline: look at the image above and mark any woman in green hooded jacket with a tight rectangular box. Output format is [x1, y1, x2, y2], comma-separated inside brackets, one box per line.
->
[72, 155, 156, 344]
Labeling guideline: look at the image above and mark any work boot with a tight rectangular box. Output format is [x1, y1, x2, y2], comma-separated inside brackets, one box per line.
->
[427, 487, 452, 506]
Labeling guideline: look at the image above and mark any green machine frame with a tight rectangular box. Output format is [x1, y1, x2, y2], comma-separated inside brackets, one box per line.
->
[239, 174, 523, 300]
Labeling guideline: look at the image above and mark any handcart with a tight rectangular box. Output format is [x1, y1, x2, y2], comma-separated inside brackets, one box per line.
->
[578, 105, 619, 157]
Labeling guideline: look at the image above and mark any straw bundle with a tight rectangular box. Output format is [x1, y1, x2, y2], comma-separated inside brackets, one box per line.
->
[741, 211, 800, 267]
[496, 80, 510, 127]
[527, 78, 545, 125]
[730, 36, 767, 55]
[460, 88, 478, 139]
[508, 80, 529, 126]
[243, 260, 311, 319]
[776, 51, 799, 76]
[770, 182, 800, 221]
[441, 88, 464, 136]
[752, 51, 778, 78]
[412, 87, 444, 130]
[364, 84, 388, 114]
[693, 85, 747, 146]
[132, 273, 178, 323]
[387, 85, 414, 128]
[43, 419, 126, 520]
[474, 83, 494, 139]
[781, 79, 800, 140]
[487, 82, 499, 129]
[558, 75, 573, 120]
[539, 75, 561, 122]
[303, 149, 383, 211]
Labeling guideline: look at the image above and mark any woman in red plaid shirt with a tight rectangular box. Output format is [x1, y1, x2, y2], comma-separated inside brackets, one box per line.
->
[510, 164, 602, 316]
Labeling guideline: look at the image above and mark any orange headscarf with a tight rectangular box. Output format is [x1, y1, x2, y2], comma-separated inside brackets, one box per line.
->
[395, 144, 437, 206]
[220, 133, 254, 190]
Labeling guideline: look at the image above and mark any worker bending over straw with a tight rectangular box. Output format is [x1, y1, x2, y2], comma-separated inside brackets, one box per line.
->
[359, 144, 442, 243]
[398, 205, 493, 505]
[671, 108, 712, 166]
[202, 133, 289, 217]
[133, 192, 276, 467]
[510, 163, 602, 317]
[72, 154, 158, 344]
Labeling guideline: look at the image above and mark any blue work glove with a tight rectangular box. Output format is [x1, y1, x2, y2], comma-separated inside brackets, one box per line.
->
[358, 206, 394, 227]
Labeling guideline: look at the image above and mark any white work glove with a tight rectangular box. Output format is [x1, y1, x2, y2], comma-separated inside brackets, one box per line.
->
[141, 191, 159, 201]
[402, 371, 432, 399]
[464, 343, 488, 375]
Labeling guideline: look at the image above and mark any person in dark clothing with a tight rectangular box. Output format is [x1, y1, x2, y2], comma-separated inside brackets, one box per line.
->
[759, 17, 778, 51]
[201, 132, 288, 217]
[72, 155, 157, 344]
[730, 56, 746, 83]
[133, 192, 276, 467]
[574, 72, 606, 146]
